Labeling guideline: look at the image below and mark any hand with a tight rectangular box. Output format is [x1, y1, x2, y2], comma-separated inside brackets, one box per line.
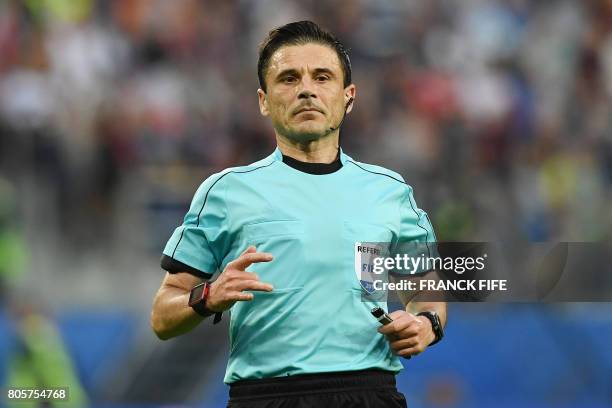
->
[377, 310, 436, 358]
[206, 246, 274, 312]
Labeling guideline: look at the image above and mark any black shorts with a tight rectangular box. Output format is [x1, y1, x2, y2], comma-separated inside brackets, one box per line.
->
[227, 369, 408, 408]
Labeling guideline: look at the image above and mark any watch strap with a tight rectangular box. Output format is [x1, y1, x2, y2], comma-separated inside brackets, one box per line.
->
[190, 282, 223, 324]
[212, 312, 222, 324]
[417, 311, 444, 346]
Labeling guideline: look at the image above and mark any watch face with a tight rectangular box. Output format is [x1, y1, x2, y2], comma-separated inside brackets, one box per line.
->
[189, 283, 206, 306]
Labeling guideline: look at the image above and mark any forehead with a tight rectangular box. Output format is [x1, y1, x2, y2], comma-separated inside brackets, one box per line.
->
[267, 43, 342, 75]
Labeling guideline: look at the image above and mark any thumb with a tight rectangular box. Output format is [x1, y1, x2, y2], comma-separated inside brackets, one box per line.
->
[388, 310, 413, 320]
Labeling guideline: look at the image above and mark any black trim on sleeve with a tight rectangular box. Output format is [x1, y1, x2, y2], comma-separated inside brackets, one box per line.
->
[160, 255, 213, 279]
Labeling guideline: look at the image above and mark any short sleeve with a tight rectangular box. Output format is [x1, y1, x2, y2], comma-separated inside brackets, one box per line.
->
[393, 185, 438, 275]
[161, 173, 231, 278]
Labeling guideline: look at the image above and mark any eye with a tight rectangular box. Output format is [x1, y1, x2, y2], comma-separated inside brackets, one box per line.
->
[316, 75, 330, 82]
[283, 76, 297, 84]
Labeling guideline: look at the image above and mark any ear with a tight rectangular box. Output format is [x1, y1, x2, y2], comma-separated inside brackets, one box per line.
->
[257, 89, 269, 116]
[344, 84, 356, 114]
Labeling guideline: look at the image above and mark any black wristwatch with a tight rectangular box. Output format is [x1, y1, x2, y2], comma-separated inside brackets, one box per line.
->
[188, 282, 222, 324]
[417, 311, 444, 346]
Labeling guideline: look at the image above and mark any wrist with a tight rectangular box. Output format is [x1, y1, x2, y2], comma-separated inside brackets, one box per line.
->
[416, 311, 444, 346]
[202, 296, 222, 314]
[416, 315, 436, 344]
[188, 282, 223, 323]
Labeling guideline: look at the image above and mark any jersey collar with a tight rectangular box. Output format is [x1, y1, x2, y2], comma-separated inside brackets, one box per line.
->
[273, 147, 350, 175]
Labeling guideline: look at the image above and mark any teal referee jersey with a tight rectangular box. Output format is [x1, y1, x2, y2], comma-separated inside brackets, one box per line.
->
[161, 148, 437, 383]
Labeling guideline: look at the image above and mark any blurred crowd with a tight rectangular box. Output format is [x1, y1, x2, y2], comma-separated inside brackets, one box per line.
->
[1, 2, 611, 406]
[1, 0, 612, 292]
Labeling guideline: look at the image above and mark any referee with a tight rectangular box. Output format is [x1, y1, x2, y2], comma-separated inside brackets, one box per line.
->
[151, 21, 447, 408]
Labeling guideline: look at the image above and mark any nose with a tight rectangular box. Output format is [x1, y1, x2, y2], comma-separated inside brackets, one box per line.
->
[298, 90, 316, 100]
[297, 77, 317, 100]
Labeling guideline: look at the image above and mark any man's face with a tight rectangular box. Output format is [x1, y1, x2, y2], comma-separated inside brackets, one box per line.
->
[258, 43, 355, 142]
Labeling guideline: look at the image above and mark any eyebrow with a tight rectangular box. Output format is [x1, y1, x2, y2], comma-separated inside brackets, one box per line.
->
[275, 67, 336, 80]
[312, 68, 335, 77]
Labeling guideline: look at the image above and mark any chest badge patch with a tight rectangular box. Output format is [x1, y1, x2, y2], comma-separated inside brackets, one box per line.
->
[354, 242, 388, 296]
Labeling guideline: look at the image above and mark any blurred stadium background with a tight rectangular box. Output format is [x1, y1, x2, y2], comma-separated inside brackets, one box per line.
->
[0, 0, 611, 407]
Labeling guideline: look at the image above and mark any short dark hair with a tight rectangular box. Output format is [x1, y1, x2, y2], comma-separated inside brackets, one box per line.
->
[257, 21, 352, 92]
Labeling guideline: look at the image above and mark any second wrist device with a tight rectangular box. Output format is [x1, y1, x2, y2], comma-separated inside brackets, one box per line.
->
[189, 282, 222, 324]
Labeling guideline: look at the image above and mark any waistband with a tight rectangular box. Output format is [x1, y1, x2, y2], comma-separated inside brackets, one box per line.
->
[229, 369, 397, 400]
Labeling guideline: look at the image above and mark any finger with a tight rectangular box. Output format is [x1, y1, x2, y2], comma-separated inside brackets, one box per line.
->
[235, 280, 274, 292]
[389, 337, 419, 351]
[389, 310, 410, 320]
[229, 292, 255, 302]
[378, 318, 416, 335]
[385, 329, 418, 341]
[395, 325, 420, 339]
[388, 311, 419, 326]
[384, 330, 418, 345]
[389, 311, 422, 328]
[231, 252, 274, 270]
[395, 346, 423, 358]
[240, 245, 257, 256]
[378, 323, 399, 335]
[226, 270, 261, 282]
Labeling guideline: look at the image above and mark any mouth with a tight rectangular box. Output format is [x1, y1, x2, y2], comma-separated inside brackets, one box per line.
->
[294, 107, 323, 115]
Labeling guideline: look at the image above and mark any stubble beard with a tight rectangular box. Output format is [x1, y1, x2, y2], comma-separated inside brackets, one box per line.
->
[277, 119, 329, 144]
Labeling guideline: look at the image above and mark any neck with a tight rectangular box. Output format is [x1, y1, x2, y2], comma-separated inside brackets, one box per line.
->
[276, 131, 340, 163]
